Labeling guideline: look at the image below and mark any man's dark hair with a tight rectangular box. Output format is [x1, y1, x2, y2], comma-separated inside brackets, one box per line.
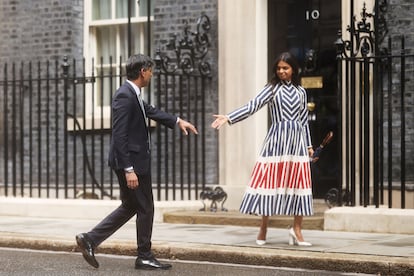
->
[126, 54, 155, 80]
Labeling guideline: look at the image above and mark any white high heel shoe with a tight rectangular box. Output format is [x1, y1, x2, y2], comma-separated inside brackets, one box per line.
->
[256, 227, 267, 245]
[256, 239, 266, 245]
[288, 228, 312, 246]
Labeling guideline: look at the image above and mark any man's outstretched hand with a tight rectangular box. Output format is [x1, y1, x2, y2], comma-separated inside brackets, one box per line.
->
[178, 118, 198, 135]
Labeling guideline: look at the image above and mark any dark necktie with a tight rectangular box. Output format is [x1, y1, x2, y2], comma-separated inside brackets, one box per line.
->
[137, 93, 146, 119]
[137, 93, 150, 144]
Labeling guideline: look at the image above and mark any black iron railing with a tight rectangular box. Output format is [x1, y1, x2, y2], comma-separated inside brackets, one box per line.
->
[0, 15, 214, 201]
[332, 1, 413, 209]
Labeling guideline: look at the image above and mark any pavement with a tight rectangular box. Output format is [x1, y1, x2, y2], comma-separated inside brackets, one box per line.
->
[0, 200, 413, 275]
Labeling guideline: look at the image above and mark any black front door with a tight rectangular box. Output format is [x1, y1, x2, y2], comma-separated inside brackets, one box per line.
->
[268, 0, 341, 198]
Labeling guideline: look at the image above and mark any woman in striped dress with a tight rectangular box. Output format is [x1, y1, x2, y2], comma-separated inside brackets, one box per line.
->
[211, 52, 314, 246]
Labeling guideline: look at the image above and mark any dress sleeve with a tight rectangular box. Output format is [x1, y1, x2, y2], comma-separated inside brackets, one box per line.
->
[227, 84, 274, 124]
[299, 86, 312, 148]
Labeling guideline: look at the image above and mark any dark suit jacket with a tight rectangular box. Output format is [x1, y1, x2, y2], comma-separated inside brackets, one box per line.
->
[108, 81, 177, 175]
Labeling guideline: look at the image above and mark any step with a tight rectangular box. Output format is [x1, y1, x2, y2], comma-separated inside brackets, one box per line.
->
[163, 210, 324, 230]
[163, 199, 327, 230]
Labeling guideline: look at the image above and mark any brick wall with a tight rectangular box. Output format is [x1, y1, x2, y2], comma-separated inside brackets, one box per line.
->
[0, 1, 84, 196]
[381, 0, 414, 182]
[0, 0, 83, 63]
[384, 0, 414, 49]
[153, 0, 219, 184]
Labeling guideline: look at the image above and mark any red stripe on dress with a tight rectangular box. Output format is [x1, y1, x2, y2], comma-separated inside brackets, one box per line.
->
[291, 162, 300, 188]
[264, 163, 269, 190]
[269, 163, 273, 190]
[250, 162, 263, 189]
[249, 161, 312, 191]
[304, 162, 312, 188]
[276, 162, 285, 188]
[297, 162, 311, 189]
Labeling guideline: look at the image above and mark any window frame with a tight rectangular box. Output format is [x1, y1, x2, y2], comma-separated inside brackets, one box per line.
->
[80, 0, 153, 128]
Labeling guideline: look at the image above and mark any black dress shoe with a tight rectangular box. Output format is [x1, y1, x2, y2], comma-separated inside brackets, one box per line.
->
[135, 257, 172, 270]
[76, 233, 99, 268]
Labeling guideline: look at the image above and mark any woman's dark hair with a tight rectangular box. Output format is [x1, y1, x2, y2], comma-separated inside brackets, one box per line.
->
[126, 54, 155, 80]
[269, 52, 300, 87]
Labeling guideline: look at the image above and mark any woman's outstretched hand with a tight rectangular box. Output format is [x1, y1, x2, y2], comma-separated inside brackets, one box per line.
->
[211, 114, 229, 129]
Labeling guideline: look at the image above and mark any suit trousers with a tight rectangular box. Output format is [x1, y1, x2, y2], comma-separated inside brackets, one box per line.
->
[87, 169, 154, 259]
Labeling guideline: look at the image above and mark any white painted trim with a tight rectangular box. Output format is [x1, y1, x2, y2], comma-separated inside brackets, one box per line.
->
[218, 0, 268, 198]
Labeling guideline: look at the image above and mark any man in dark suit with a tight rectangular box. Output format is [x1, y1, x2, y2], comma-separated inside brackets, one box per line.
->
[76, 54, 198, 270]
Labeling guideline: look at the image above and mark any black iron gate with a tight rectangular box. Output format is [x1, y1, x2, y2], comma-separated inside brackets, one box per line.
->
[0, 15, 213, 201]
[151, 14, 213, 201]
[332, 1, 413, 208]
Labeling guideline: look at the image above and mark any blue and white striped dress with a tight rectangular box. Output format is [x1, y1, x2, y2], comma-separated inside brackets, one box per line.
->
[227, 81, 313, 216]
